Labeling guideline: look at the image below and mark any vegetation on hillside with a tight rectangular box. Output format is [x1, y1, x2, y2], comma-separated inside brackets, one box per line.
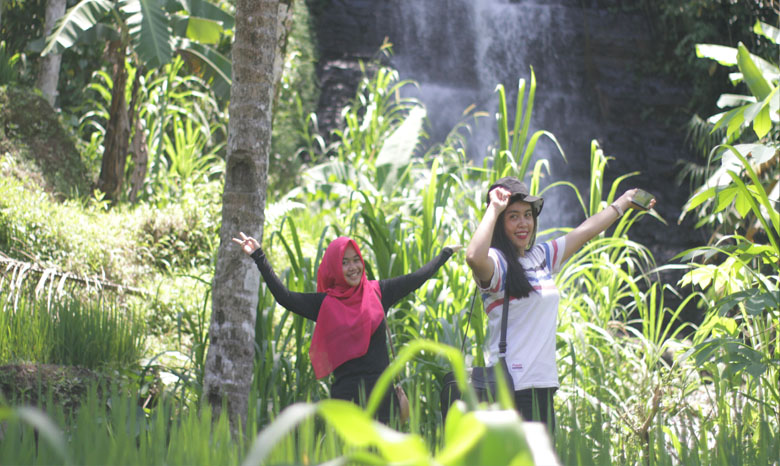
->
[0, 1, 777, 465]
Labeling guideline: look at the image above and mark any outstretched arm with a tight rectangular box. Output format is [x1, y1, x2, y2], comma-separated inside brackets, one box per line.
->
[233, 232, 323, 321]
[561, 189, 656, 263]
[466, 187, 510, 287]
[379, 246, 457, 309]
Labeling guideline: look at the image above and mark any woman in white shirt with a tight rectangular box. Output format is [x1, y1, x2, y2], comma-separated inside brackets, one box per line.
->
[465, 176, 655, 431]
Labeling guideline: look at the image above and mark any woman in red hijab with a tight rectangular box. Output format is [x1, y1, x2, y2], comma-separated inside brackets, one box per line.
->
[233, 233, 457, 423]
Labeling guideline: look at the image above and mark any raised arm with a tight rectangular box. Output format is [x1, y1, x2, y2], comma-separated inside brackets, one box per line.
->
[378, 246, 457, 309]
[561, 189, 656, 263]
[233, 233, 323, 321]
[466, 187, 510, 287]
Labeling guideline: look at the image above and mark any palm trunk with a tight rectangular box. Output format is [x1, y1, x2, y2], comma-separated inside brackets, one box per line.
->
[36, 0, 66, 107]
[204, 0, 292, 435]
[95, 41, 129, 200]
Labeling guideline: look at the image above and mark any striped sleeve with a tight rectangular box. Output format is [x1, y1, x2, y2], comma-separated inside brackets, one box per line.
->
[473, 248, 507, 293]
[540, 237, 566, 274]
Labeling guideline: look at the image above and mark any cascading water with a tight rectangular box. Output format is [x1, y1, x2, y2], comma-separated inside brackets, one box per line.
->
[312, 0, 704, 267]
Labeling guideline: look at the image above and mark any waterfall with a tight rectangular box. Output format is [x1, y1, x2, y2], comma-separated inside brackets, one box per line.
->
[312, 0, 701, 265]
[387, 0, 620, 227]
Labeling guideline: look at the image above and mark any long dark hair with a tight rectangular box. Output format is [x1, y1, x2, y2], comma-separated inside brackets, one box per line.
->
[491, 202, 539, 299]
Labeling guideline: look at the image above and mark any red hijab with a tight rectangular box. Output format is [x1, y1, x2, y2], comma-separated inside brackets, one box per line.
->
[309, 237, 384, 379]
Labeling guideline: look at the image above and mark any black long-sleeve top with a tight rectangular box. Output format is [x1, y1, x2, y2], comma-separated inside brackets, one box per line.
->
[250, 247, 454, 382]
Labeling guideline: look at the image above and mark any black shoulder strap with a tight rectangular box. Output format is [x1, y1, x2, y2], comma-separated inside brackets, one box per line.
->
[498, 284, 510, 374]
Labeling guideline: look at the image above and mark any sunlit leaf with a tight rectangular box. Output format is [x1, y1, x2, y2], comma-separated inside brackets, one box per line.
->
[715, 187, 738, 213]
[754, 20, 780, 45]
[318, 400, 378, 447]
[752, 97, 772, 139]
[733, 186, 752, 217]
[716, 93, 755, 108]
[42, 0, 113, 55]
[684, 186, 717, 211]
[737, 43, 772, 101]
[185, 17, 223, 44]
[375, 106, 425, 194]
[695, 44, 737, 66]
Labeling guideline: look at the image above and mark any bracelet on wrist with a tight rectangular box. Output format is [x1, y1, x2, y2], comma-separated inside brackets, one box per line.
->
[610, 203, 623, 217]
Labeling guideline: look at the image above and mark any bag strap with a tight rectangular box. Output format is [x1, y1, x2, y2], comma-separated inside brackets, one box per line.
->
[384, 318, 403, 384]
[460, 289, 478, 353]
[498, 284, 510, 375]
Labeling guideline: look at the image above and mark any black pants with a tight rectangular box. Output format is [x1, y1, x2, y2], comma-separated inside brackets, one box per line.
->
[514, 387, 557, 433]
[331, 374, 394, 424]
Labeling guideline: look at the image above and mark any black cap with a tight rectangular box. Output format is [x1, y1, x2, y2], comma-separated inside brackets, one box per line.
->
[487, 176, 544, 215]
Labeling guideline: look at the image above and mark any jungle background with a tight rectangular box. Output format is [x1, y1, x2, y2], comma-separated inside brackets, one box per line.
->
[0, 0, 778, 464]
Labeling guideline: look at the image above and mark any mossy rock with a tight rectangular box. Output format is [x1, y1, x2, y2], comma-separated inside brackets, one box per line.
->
[0, 363, 105, 413]
[0, 85, 92, 199]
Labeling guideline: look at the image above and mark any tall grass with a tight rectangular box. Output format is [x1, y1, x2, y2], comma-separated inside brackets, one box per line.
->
[0, 289, 145, 368]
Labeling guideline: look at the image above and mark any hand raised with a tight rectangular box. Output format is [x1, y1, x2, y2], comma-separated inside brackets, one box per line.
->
[231, 232, 261, 255]
[488, 186, 511, 212]
[619, 188, 657, 211]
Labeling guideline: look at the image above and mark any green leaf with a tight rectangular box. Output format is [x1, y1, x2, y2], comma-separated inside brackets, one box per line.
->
[124, 0, 173, 68]
[716, 93, 755, 108]
[241, 403, 319, 466]
[753, 20, 780, 45]
[173, 37, 232, 99]
[751, 90, 777, 139]
[695, 44, 737, 66]
[185, 17, 223, 44]
[684, 186, 717, 211]
[711, 106, 743, 135]
[734, 187, 752, 217]
[737, 43, 772, 101]
[715, 289, 780, 316]
[375, 106, 425, 194]
[318, 400, 379, 447]
[42, 0, 114, 55]
[170, 0, 235, 29]
[495, 84, 509, 152]
[715, 186, 738, 213]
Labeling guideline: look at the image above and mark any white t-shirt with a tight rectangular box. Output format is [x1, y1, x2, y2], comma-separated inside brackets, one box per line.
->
[476, 238, 567, 390]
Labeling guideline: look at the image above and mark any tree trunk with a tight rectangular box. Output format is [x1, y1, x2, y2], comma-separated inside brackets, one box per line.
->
[36, 0, 66, 107]
[95, 41, 129, 201]
[203, 0, 292, 435]
[127, 70, 147, 204]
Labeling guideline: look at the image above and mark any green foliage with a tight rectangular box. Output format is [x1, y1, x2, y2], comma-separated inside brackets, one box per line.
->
[0, 41, 21, 85]
[268, 0, 321, 195]
[0, 385, 246, 465]
[0, 290, 145, 368]
[41, 0, 233, 99]
[0, 86, 92, 198]
[638, 0, 777, 115]
[641, 16, 780, 466]
[0, 172, 132, 280]
[492, 69, 565, 185]
[74, 56, 227, 203]
[3, 7, 779, 460]
[135, 183, 222, 272]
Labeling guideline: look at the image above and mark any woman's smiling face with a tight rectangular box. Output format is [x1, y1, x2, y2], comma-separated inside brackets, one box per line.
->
[503, 200, 535, 254]
[342, 245, 363, 287]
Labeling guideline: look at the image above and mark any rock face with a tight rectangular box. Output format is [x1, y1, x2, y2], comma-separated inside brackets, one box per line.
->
[308, 0, 711, 323]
